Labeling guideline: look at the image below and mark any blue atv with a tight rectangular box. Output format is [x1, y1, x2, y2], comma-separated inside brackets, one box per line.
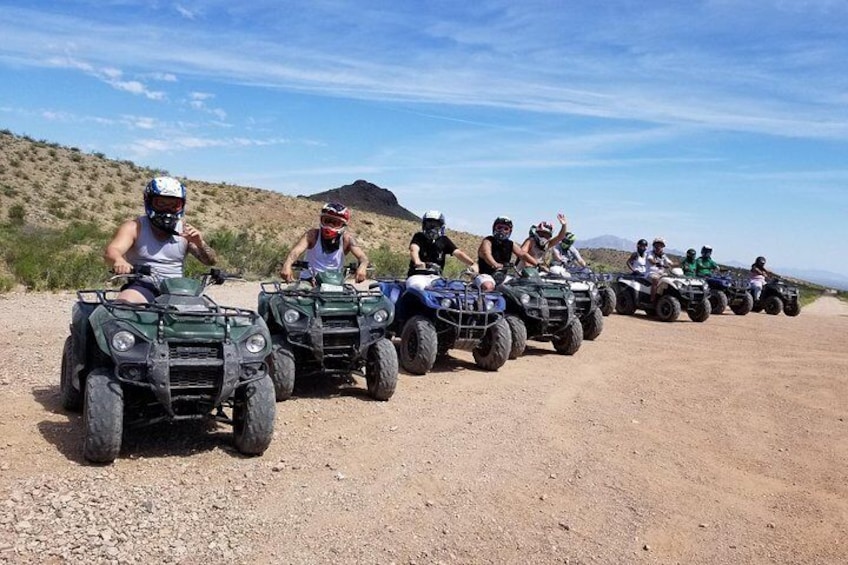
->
[704, 271, 754, 315]
[378, 264, 511, 375]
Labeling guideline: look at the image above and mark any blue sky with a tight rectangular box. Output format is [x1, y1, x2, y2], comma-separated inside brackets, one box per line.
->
[1, 1, 846, 276]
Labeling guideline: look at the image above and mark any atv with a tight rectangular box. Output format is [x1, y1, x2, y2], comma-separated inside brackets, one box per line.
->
[613, 268, 711, 322]
[704, 271, 754, 315]
[752, 278, 801, 317]
[60, 267, 276, 464]
[378, 264, 510, 375]
[258, 261, 398, 401]
[496, 264, 586, 358]
[553, 264, 617, 317]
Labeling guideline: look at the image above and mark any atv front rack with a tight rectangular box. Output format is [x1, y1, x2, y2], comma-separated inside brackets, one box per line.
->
[77, 290, 259, 342]
[260, 281, 384, 300]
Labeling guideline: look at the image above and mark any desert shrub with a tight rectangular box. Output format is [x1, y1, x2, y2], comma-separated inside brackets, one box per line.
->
[0, 221, 110, 290]
[8, 204, 25, 225]
[206, 229, 285, 278]
[368, 243, 408, 278]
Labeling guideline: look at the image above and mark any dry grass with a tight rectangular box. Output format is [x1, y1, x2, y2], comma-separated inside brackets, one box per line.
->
[0, 130, 482, 256]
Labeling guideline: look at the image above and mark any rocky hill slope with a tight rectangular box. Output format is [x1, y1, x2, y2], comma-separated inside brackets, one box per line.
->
[0, 130, 480, 256]
[302, 179, 419, 222]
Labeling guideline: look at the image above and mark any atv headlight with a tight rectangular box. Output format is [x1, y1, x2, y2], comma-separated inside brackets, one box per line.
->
[485, 300, 497, 311]
[373, 309, 389, 323]
[567, 293, 575, 305]
[283, 309, 300, 324]
[519, 293, 531, 305]
[111, 330, 135, 352]
[440, 298, 453, 308]
[245, 333, 267, 354]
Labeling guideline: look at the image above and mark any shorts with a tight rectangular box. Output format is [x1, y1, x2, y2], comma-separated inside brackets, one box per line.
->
[406, 274, 440, 291]
[474, 274, 496, 290]
[120, 280, 159, 302]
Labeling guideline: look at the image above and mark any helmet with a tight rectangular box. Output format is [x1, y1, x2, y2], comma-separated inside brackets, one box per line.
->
[701, 245, 713, 256]
[422, 210, 445, 240]
[529, 221, 553, 248]
[144, 177, 186, 233]
[755, 256, 766, 266]
[319, 202, 350, 240]
[687, 248, 697, 259]
[492, 216, 513, 241]
[535, 221, 553, 238]
[652, 237, 666, 247]
[637, 238, 648, 247]
[563, 232, 577, 246]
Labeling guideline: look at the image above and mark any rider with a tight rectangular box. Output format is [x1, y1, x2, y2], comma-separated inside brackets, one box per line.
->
[516, 213, 568, 270]
[681, 248, 698, 277]
[104, 177, 217, 303]
[646, 237, 675, 301]
[694, 245, 719, 276]
[279, 202, 369, 284]
[476, 216, 538, 291]
[749, 256, 776, 302]
[406, 210, 476, 290]
[551, 232, 588, 270]
[626, 239, 649, 275]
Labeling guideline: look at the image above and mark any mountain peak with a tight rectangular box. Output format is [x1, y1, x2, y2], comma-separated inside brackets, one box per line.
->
[302, 180, 419, 222]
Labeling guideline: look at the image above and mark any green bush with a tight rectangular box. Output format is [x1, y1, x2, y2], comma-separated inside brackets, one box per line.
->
[206, 229, 285, 278]
[0, 222, 108, 290]
[8, 204, 25, 225]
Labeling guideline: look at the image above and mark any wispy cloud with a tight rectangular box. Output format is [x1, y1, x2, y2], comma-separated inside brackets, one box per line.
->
[126, 135, 289, 157]
[1, 4, 846, 139]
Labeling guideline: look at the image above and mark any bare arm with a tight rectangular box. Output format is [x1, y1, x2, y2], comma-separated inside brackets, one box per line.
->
[452, 248, 476, 267]
[183, 222, 217, 266]
[477, 239, 500, 270]
[409, 242, 424, 268]
[104, 219, 139, 274]
[513, 242, 538, 266]
[345, 233, 370, 283]
[547, 213, 568, 248]
[279, 231, 314, 281]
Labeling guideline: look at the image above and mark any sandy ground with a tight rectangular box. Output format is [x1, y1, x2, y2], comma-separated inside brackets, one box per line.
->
[0, 286, 846, 564]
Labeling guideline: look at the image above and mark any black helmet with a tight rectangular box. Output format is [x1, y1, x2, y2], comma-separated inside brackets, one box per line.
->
[755, 256, 766, 266]
[637, 238, 648, 247]
[492, 216, 513, 240]
[687, 248, 696, 259]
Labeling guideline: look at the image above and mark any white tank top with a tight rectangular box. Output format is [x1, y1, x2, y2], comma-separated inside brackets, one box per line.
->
[125, 216, 187, 280]
[301, 230, 345, 279]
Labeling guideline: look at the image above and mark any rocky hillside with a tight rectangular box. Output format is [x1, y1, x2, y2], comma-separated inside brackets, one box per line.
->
[302, 179, 419, 222]
[0, 130, 481, 256]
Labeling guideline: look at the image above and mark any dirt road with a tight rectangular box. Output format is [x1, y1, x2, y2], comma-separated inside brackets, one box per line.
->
[1, 287, 846, 564]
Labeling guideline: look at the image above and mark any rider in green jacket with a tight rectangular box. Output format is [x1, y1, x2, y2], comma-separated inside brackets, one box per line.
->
[694, 246, 719, 276]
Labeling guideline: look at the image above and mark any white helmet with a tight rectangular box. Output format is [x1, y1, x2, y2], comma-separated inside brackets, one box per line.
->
[422, 210, 445, 240]
[144, 177, 186, 233]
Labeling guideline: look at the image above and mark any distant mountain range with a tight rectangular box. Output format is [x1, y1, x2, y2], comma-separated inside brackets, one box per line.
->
[576, 235, 687, 257]
[578, 235, 848, 291]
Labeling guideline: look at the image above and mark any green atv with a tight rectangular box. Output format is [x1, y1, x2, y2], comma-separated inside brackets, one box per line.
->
[258, 261, 398, 401]
[60, 267, 276, 464]
[495, 265, 584, 358]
